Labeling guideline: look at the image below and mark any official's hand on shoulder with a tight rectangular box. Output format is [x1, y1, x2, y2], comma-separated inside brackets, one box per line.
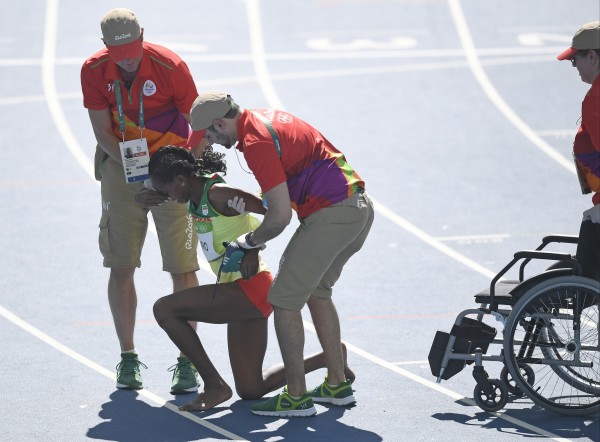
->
[135, 189, 170, 208]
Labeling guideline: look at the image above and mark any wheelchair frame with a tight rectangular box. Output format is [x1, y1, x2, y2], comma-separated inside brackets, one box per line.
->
[428, 234, 600, 416]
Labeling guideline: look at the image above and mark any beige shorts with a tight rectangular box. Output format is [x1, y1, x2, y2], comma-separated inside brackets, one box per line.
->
[268, 191, 374, 311]
[97, 150, 199, 273]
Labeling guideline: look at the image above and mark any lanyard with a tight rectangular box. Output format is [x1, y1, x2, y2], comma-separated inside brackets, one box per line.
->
[250, 110, 281, 158]
[114, 79, 145, 141]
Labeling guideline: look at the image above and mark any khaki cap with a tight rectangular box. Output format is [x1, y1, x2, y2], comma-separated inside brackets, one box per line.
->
[101, 8, 141, 47]
[190, 91, 234, 131]
[557, 21, 600, 60]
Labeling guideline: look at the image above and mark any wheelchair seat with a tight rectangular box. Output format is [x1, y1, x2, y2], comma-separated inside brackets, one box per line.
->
[475, 280, 519, 306]
[474, 268, 575, 306]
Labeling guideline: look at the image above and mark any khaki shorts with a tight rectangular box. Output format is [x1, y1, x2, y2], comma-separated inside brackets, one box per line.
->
[97, 151, 199, 273]
[268, 191, 374, 311]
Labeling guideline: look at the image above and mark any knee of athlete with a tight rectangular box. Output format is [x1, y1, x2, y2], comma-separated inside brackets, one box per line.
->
[235, 383, 263, 400]
[153, 297, 171, 327]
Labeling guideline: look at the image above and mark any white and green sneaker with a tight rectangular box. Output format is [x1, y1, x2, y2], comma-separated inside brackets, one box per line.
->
[310, 377, 356, 406]
[116, 353, 146, 390]
[169, 356, 199, 394]
[251, 387, 317, 417]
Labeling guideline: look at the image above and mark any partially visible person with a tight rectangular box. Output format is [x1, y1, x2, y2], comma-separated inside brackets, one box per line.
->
[80, 8, 208, 392]
[146, 145, 355, 411]
[188, 91, 374, 417]
[557, 21, 600, 280]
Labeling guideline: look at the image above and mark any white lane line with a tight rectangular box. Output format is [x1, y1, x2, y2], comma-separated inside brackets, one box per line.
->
[244, 0, 283, 109]
[0, 45, 568, 67]
[246, 1, 572, 440]
[447, 0, 575, 175]
[435, 233, 511, 242]
[42, 0, 94, 181]
[372, 198, 497, 279]
[0, 304, 247, 441]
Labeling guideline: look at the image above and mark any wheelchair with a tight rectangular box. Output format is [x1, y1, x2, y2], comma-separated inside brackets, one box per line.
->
[428, 234, 600, 416]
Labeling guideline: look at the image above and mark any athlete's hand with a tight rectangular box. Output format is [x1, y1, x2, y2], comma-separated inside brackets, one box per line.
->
[134, 189, 170, 208]
[240, 249, 260, 280]
[583, 205, 600, 224]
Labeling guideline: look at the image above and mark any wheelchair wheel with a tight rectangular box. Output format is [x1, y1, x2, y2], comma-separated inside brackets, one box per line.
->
[500, 364, 534, 396]
[504, 276, 600, 416]
[540, 324, 600, 395]
[473, 379, 508, 412]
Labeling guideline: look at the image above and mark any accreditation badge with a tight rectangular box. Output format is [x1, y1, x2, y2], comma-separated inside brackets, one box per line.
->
[119, 138, 150, 183]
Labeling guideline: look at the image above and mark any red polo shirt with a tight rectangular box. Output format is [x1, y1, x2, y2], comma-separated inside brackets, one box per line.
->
[237, 109, 365, 219]
[574, 75, 600, 205]
[81, 41, 198, 154]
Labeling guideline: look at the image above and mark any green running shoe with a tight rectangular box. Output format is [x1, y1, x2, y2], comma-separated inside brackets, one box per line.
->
[169, 356, 199, 394]
[251, 387, 317, 417]
[310, 377, 356, 406]
[116, 353, 146, 390]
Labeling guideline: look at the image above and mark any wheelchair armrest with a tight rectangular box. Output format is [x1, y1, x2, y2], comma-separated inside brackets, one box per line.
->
[514, 250, 574, 261]
[541, 234, 578, 246]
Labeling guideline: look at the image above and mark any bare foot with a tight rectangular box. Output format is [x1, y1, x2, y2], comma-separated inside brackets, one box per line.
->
[341, 342, 356, 384]
[179, 383, 233, 412]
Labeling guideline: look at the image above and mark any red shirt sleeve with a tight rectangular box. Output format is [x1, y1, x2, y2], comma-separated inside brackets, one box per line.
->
[81, 59, 110, 110]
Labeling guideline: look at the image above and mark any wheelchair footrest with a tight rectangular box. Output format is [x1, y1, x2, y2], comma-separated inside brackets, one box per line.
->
[450, 317, 497, 354]
[429, 318, 497, 380]
[428, 331, 472, 380]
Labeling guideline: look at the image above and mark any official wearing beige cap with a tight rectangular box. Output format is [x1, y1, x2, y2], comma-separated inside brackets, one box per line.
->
[557, 21, 600, 61]
[557, 21, 600, 282]
[100, 8, 143, 63]
[189, 91, 234, 131]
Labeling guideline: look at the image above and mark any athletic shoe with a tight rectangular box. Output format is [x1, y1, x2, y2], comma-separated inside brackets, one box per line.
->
[310, 376, 356, 406]
[251, 387, 317, 417]
[169, 356, 199, 394]
[116, 353, 146, 390]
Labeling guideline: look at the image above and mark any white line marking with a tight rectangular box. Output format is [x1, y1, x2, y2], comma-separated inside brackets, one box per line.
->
[435, 233, 511, 242]
[42, 0, 94, 180]
[0, 304, 247, 441]
[392, 360, 429, 365]
[246, 1, 574, 439]
[447, 0, 575, 175]
[0, 45, 568, 67]
[244, 0, 283, 109]
[371, 198, 497, 279]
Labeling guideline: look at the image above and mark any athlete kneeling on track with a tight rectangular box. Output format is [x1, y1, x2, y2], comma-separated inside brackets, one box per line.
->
[142, 145, 355, 411]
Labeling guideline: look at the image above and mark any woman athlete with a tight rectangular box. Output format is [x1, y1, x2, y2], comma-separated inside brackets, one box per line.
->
[147, 145, 354, 411]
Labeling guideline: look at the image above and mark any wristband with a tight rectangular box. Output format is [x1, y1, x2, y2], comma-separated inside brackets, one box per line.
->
[236, 232, 266, 250]
[246, 232, 258, 248]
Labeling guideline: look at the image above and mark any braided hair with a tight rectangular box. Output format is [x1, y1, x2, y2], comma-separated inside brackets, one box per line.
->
[149, 145, 227, 186]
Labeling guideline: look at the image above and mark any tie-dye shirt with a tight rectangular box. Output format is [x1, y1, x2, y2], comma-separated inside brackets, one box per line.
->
[237, 109, 365, 219]
[573, 75, 600, 205]
[81, 42, 197, 154]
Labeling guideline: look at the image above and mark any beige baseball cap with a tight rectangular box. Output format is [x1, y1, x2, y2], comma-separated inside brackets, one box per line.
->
[100, 8, 142, 62]
[189, 91, 234, 131]
[557, 21, 600, 60]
